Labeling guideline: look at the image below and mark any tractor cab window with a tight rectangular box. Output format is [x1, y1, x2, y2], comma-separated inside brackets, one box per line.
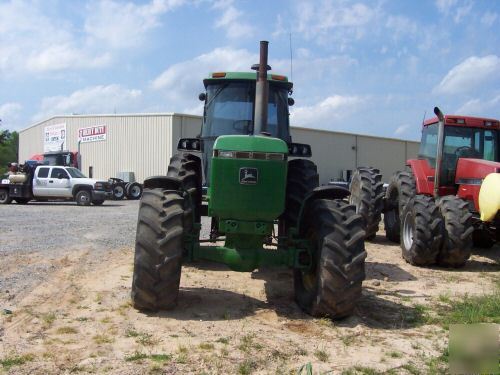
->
[202, 81, 290, 141]
[418, 123, 438, 166]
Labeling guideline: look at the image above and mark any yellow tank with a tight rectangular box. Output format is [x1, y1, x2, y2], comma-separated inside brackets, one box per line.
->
[479, 173, 500, 222]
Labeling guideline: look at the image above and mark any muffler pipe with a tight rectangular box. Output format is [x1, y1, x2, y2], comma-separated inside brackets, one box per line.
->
[253, 41, 269, 135]
[434, 106, 445, 197]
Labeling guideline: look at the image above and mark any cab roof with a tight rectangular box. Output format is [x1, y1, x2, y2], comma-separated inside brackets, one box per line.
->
[203, 71, 293, 90]
[423, 115, 499, 130]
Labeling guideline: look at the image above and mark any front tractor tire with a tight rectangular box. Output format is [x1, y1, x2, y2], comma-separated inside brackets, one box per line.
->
[131, 189, 186, 311]
[349, 167, 384, 240]
[283, 159, 319, 229]
[437, 196, 473, 267]
[294, 199, 366, 319]
[401, 195, 443, 266]
[384, 171, 416, 243]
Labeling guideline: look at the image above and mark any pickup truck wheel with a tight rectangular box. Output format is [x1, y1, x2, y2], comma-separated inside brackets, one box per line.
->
[0, 189, 12, 204]
[92, 200, 104, 206]
[76, 190, 92, 206]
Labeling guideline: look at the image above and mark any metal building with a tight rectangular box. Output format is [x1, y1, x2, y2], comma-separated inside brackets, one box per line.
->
[19, 113, 419, 184]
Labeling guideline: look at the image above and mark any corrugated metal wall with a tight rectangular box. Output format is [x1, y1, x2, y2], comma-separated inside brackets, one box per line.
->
[20, 114, 174, 182]
[20, 113, 419, 184]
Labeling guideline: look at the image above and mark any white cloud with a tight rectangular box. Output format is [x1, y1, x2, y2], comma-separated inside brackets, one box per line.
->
[0, 1, 110, 74]
[386, 15, 418, 40]
[296, 1, 379, 45]
[0, 102, 23, 130]
[434, 55, 500, 94]
[84, 0, 184, 49]
[151, 47, 257, 110]
[394, 124, 410, 136]
[290, 95, 363, 127]
[34, 85, 142, 121]
[435, 0, 472, 23]
[456, 94, 500, 115]
[213, 0, 254, 39]
[481, 11, 498, 27]
[435, 0, 458, 14]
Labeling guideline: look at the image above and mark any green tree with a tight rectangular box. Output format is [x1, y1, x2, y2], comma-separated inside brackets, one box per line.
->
[0, 130, 19, 175]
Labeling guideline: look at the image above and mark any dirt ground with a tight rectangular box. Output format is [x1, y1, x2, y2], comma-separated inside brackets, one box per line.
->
[0, 202, 498, 374]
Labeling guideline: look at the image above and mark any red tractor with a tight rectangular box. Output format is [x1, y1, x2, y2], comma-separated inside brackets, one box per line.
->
[30, 150, 79, 169]
[350, 107, 499, 267]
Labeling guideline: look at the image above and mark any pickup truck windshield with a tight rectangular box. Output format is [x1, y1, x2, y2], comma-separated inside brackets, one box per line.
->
[66, 168, 87, 178]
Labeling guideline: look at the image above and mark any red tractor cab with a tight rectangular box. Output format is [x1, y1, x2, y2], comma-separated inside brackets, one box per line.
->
[350, 108, 499, 268]
[30, 151, 79, 169]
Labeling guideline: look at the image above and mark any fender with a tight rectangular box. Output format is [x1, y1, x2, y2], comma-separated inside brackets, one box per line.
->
[296, 185, 350, 235]
[72, 184, 93, 196]
[143, 176, 181, 191]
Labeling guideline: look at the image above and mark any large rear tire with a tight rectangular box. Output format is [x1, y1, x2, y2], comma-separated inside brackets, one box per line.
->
[167, 153, 202, 223]
[0, 188, 12, 204]
[437, 196, 473, 267]
[384, 171, 416, 242]
[349, 167, 384, 240]
[283, 159, 319, 229]
[294, 199, 366, 319]
[131, 189, 186, 310]
[400, 195, 443, 266]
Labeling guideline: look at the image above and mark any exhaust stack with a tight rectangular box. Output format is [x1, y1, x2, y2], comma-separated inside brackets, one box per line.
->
[434, 106, 445, 197]
[253, 41, 270, 135]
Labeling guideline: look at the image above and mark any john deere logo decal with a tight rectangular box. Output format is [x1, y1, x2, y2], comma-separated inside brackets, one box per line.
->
[239, 167, 258, 185]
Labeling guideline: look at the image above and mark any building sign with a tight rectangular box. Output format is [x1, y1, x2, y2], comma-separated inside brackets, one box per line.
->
[78, 125, 107, 143]
[44, 123, 67, 152]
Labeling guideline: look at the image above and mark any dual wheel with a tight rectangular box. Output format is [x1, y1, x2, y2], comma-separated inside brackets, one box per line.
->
[131, 155, 366, 320]
[112, 181, 143, 200]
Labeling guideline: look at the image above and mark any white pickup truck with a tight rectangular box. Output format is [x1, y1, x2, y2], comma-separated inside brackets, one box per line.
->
[0, 164, 112, 206]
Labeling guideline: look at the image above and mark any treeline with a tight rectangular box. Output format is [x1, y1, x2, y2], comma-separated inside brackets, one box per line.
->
[0, 130, 19, 175]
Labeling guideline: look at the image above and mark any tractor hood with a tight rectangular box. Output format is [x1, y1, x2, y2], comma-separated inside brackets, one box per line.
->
[455, 158, 500, 184]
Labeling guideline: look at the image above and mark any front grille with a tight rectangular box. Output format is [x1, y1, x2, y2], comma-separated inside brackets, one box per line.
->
[213, 149, 286, 161]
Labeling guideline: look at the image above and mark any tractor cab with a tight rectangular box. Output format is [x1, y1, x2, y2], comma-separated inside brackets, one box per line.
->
[199, 72, 294, 183]
[418, 116, 499, 186]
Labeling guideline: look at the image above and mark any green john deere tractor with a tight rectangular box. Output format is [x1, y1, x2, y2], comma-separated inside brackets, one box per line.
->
[131, 41, 366, 319]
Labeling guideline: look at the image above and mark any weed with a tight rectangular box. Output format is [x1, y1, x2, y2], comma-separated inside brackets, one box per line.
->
[400, 362, 421, 375]
[75, 317, 89, 322]
[341, 366, 384, 375]
[176, 345, 188, 364]
[125, 328, 139, 337]
[0, 354, 34, 369]
[222, 311, 231, 320]
[316, 317, 334, 328]
[314, 348, 329, 362]
[238, 358, 257, 374]
[216, 337, 230, 344]
[295, 347, 308, 356]
[199, 342, 214, 350]
[438, 293, 500, 326]
[93, 334, 114, 344]
[125, 352, 148, 362]
[271, 349, 290, 361]
[100, 317, 112, 324]
[239, 333, 263, 352]
[149, 354, 171, 363]
[340, 333, 357, 346]
[56, 326, 78, 335]
[137, 332, 159, 346]
[298, 363, 313, 375]
[388, 351, 402, 358]
[148, 363, 163, 374]
[42, 312, 56, 326]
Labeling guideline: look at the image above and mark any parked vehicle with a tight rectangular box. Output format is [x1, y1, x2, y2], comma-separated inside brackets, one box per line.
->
[31, 150, 79, 169]
[131, 41, 366, 319]
[0, 162, 112, 206]
[350, 107, 499, 268]
[108, 178, 143, 200]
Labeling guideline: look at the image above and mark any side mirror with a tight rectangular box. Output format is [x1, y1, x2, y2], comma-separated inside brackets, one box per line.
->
[177, 138, 203, 152]
[199, 92, 206, 101]
[288, 97, 295, 106]
[288, 143, 312, 157]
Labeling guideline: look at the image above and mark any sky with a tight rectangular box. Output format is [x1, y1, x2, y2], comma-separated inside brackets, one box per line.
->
[0, 0, 499, 141]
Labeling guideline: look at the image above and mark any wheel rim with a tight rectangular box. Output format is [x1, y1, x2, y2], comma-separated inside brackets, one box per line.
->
[402, 211, 414, 250]
[114, 186, 124, 197]
[80, 193, 90, 203]
[131, 186, 141, 197]
[349, 182, 361, 213]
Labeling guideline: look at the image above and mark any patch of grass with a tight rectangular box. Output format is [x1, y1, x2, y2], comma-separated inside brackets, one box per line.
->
[400, 362, 421, 375]
[0, 354, 35, 369]
[403, 304, 432, 326]
[125, 328, 140, 337]
[199, 342, 214, 350]
[149, 354, 171, 363]
[238, 334, 262, 352]
[341, 366, 385, 375]
[340, 333, 357, 346]
[315, 317, 334, 328]
[56, 326, 78, 335]
[238, 358, 257, 375]
[125, 352, 148, 362]
[222, 311, 231, 320]
[176, 345, 188, 364]
[438, 293, 500, 327]
[100, 317, 112, 324]
[216, 336, 230, 344]
[271, 349, 290, 361]
[75, 317, 89, 322]
[295, 347, 308, 356]
[42, 312, 56, 326]
[136, 332, 159, 346]
[388, 351, 402, 358]
[93, 334, 114, 344]
[314, 348, 329, 362]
